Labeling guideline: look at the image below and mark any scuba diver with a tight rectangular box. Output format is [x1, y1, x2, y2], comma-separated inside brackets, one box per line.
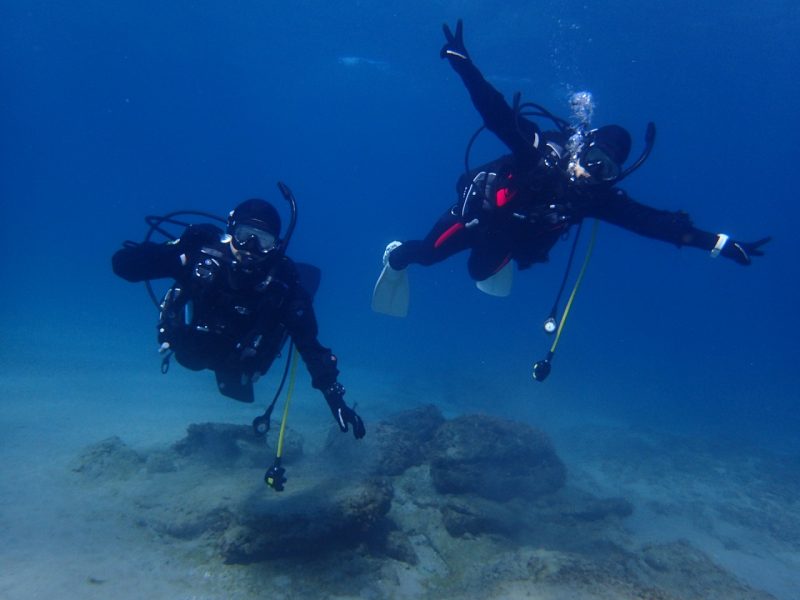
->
[372, 20, 770, 317]
[112, 193, 366, 440]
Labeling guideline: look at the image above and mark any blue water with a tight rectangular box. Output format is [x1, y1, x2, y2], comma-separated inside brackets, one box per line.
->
[2, 1, 798, 447]
[2, 3, 800, 598]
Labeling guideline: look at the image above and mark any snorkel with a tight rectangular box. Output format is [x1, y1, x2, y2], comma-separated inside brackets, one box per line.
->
[276, 181, 298, 254]
[615, 122, 656, 183]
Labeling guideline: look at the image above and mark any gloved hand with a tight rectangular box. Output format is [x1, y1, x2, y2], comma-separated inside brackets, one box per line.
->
[721, 236, 771, 266]
[461, 170, 498, 224]
[323, 382, 366, 439]
[440, 19, 470, 64]
[178, 223, 222, 252]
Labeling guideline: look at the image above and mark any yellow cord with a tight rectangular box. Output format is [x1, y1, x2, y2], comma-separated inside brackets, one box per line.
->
[275, 347, 299, 460]
[549, 220, 599, 354]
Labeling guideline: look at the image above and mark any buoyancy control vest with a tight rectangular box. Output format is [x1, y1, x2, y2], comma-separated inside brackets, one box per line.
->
[454, 156, 573, 234]
[157, 237, 292, 387]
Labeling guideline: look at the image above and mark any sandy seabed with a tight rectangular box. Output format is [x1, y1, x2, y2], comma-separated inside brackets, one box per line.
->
[1, 360, 798, 600]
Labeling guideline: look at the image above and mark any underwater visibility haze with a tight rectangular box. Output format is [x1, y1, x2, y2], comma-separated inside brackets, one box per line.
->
[1, 1, 798, 598]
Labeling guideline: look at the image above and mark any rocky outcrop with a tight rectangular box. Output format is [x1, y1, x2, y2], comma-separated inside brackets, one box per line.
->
[172, 421, 302, 468]
[429, 414, 567, 501]
[70, 410, 786, 599]
[323, 404, 445, 477]
[220, 478, 394, 563]
[70, 410, 588, 565]
[71, 436, 144, 480]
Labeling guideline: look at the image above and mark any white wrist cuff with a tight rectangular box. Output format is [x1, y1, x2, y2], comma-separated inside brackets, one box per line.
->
[711, 233, 730, 258]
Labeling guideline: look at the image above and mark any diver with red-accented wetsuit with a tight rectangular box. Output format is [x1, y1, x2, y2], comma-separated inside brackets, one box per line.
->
[372, 20, 769, 318]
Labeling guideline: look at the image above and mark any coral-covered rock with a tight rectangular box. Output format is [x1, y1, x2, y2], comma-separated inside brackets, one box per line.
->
[172, 421, 302, 467]
[220, 478, 393, 563]
[429, 415, 566, 501]
[71, 436, 144, 480]
[324, 404, 445, 477]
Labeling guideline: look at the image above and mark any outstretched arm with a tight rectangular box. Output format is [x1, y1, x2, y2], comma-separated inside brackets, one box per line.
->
[111, 223, 221, 282]
[441, 20, 542, 166]
[279, 261, 365, 439]
[585, 188, 770, 265]
[281, 282, 339, 392]
[112, 241, 182, 282]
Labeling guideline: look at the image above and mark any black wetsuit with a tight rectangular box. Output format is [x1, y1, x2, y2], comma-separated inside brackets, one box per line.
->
[112, 224, 339, 402]
[389, 59, 721, 280]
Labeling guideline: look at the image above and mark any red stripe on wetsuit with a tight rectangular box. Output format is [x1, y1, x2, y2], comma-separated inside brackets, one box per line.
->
[434, 222, 465, 248]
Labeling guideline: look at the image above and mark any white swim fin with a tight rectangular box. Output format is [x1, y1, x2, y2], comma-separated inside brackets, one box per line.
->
[371, 241, 409, 317]
[476, 261, 513, 297]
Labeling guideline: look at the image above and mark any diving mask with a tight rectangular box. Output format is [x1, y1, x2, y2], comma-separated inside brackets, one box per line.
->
[232, 223, 277, 255]
[579, 144, 621, 182]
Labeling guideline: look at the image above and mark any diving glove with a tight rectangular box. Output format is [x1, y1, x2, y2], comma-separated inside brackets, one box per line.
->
[440, 19, 470, 63]
[461, 170, 497, 223]
[178, 223, 222, 253]
[323, 382, 366, 439]
[718, 235, 771, 266]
